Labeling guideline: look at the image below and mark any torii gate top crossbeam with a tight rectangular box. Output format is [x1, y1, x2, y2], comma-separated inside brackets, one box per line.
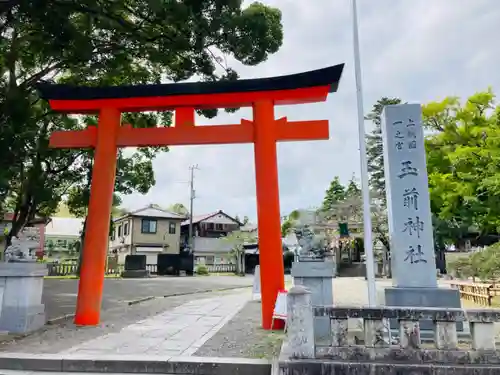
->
[37, 64, 344, 113]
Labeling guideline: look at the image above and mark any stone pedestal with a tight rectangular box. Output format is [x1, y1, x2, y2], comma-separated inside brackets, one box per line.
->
[381, 286, 463, 334]
[122, 269, 149, 278]
[291, 261, 335, 342]
[0, 262, 47, 334]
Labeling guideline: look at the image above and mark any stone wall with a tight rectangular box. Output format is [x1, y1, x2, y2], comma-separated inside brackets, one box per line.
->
[279, 285, 500, 375]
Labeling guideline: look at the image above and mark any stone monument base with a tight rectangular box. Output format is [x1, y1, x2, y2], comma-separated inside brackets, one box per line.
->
[381, 286, 463, 334]
[291, 261, 335, 342]
[121, 269, 150, 278]
[0, 262, 47, 334]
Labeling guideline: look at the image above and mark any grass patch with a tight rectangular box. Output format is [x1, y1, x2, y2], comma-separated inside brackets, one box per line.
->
[246, 330, 285, 359]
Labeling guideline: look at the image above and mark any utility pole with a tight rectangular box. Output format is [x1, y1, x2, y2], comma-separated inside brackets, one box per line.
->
[351, 0, 376, 306]
[188, 165, 199, 252]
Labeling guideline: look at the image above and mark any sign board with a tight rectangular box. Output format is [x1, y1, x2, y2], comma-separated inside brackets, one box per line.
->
[381, 104, 437, 288]
[252, 265, 261, 301]
[338, 222, 349, 237]
[272, 290, 287, 320]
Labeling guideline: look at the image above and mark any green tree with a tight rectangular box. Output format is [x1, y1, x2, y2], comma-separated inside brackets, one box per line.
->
[168, 203, 189, 216]
[281, 209, 300, 236]
[242, 216, 250, 225]
[345, 175, 361, 198]
[365, 97, 403, 200]
[321, 177, 346, 212]
[223, 230, 256, 276]
[0, 1, 284, 250]
[424, 89, 500, 242]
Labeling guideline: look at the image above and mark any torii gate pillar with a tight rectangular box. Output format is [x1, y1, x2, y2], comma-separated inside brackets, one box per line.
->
[253, 101, 285, 329]
[38, 63, 345, 330]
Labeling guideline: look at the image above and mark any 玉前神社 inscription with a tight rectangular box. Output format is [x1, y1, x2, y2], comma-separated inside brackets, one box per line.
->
[381, 104, 437, 289]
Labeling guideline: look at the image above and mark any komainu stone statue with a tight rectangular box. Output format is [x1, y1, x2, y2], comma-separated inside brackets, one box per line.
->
[4, 227, 40, 262]
[5, 237, 35, 262]
[294, 225, 329, 260]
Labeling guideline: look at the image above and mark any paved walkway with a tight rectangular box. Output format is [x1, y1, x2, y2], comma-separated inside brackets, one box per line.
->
[59, 291, 251, 357]
[43, 276, 253, 320]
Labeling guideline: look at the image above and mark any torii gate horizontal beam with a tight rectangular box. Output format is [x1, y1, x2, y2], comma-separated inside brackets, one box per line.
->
[49, 118, 329, 148]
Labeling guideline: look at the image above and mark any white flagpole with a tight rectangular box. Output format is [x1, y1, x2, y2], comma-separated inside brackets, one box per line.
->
[351, 0, 376, 306]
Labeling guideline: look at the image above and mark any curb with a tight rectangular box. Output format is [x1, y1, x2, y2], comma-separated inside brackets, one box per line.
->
[127, 296, 157, 306]
[47, 313, 76, 325]
[0, 353, 271, 375]
[162, 286, 251, 298]
[45, 286, 251, 326]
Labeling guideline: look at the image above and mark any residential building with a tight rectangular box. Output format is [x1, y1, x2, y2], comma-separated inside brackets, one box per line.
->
[180, 210, 244, 265]
[109, 205, 186, 264]
[44, 217, 84, 256]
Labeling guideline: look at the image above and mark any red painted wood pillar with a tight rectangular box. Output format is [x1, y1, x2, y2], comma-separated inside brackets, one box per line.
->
[74, 107, 121, 326]
[252, 100, 285, 330]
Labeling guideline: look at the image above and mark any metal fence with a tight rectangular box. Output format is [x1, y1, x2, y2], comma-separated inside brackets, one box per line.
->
[45, 262, 236, 276]
[46, 262, 125, 277]
[205, 264, 237, 273]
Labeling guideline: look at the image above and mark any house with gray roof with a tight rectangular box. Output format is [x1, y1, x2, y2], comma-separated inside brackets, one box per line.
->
[180, 210, 245, 265]
[109, 204, 186, 264]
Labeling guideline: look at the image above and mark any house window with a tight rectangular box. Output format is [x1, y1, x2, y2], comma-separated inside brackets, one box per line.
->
[123, 222, 129, 236]
[169, 222, 176, 234]
[215, 224, 223, 230]
[206, 223, 214, 230]
[141, 219, 157, 234]
[117, 225, 122, 237]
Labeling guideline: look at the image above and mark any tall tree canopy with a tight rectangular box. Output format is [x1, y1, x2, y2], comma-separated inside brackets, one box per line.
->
[321, 176, 346, 212]
[365, 97, 403, 200]
[424, 89, 500, 242]
[0, 1, 284, 246]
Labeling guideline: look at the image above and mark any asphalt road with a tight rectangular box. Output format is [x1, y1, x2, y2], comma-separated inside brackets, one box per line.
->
[42, 276, 253, 320]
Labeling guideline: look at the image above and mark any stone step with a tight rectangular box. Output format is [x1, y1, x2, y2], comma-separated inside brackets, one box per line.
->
[0, 353, 271, 375]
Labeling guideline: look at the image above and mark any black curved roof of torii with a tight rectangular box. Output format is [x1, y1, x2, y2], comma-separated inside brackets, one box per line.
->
[37, 64, 344, 101]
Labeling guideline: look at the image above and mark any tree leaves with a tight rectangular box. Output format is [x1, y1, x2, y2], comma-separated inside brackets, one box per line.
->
[424, 89, 500, 237]
[0, 0, 284, 245]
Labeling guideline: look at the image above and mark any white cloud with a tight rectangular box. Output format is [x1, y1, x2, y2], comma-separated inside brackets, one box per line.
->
[121, 0, 500, 222]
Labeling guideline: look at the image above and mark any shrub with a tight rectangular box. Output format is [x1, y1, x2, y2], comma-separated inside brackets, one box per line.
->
[195, 265, 209, 276]
[448, 242, 500, 282]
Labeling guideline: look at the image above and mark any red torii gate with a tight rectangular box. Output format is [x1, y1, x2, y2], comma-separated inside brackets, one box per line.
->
[38, 64, 344, 329]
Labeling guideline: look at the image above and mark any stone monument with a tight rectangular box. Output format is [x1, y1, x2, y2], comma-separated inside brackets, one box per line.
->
[0, 226, 47, 333]
[291, 209, 335, 342]
[380, 104, 461, 333]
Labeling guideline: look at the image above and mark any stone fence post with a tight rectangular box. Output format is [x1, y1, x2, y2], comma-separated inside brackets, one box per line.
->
[286, 285, 315, 359]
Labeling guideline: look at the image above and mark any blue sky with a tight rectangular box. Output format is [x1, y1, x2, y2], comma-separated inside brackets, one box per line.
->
[121, 0, 500, 222]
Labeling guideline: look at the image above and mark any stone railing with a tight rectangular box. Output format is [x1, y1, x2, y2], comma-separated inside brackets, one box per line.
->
[279, 285, 500, 374]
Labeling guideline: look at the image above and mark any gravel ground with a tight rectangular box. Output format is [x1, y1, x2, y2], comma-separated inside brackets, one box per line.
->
[194, 278, 388, 359]
[0, 288, 246, 354]
[194, 300, 284, 359]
